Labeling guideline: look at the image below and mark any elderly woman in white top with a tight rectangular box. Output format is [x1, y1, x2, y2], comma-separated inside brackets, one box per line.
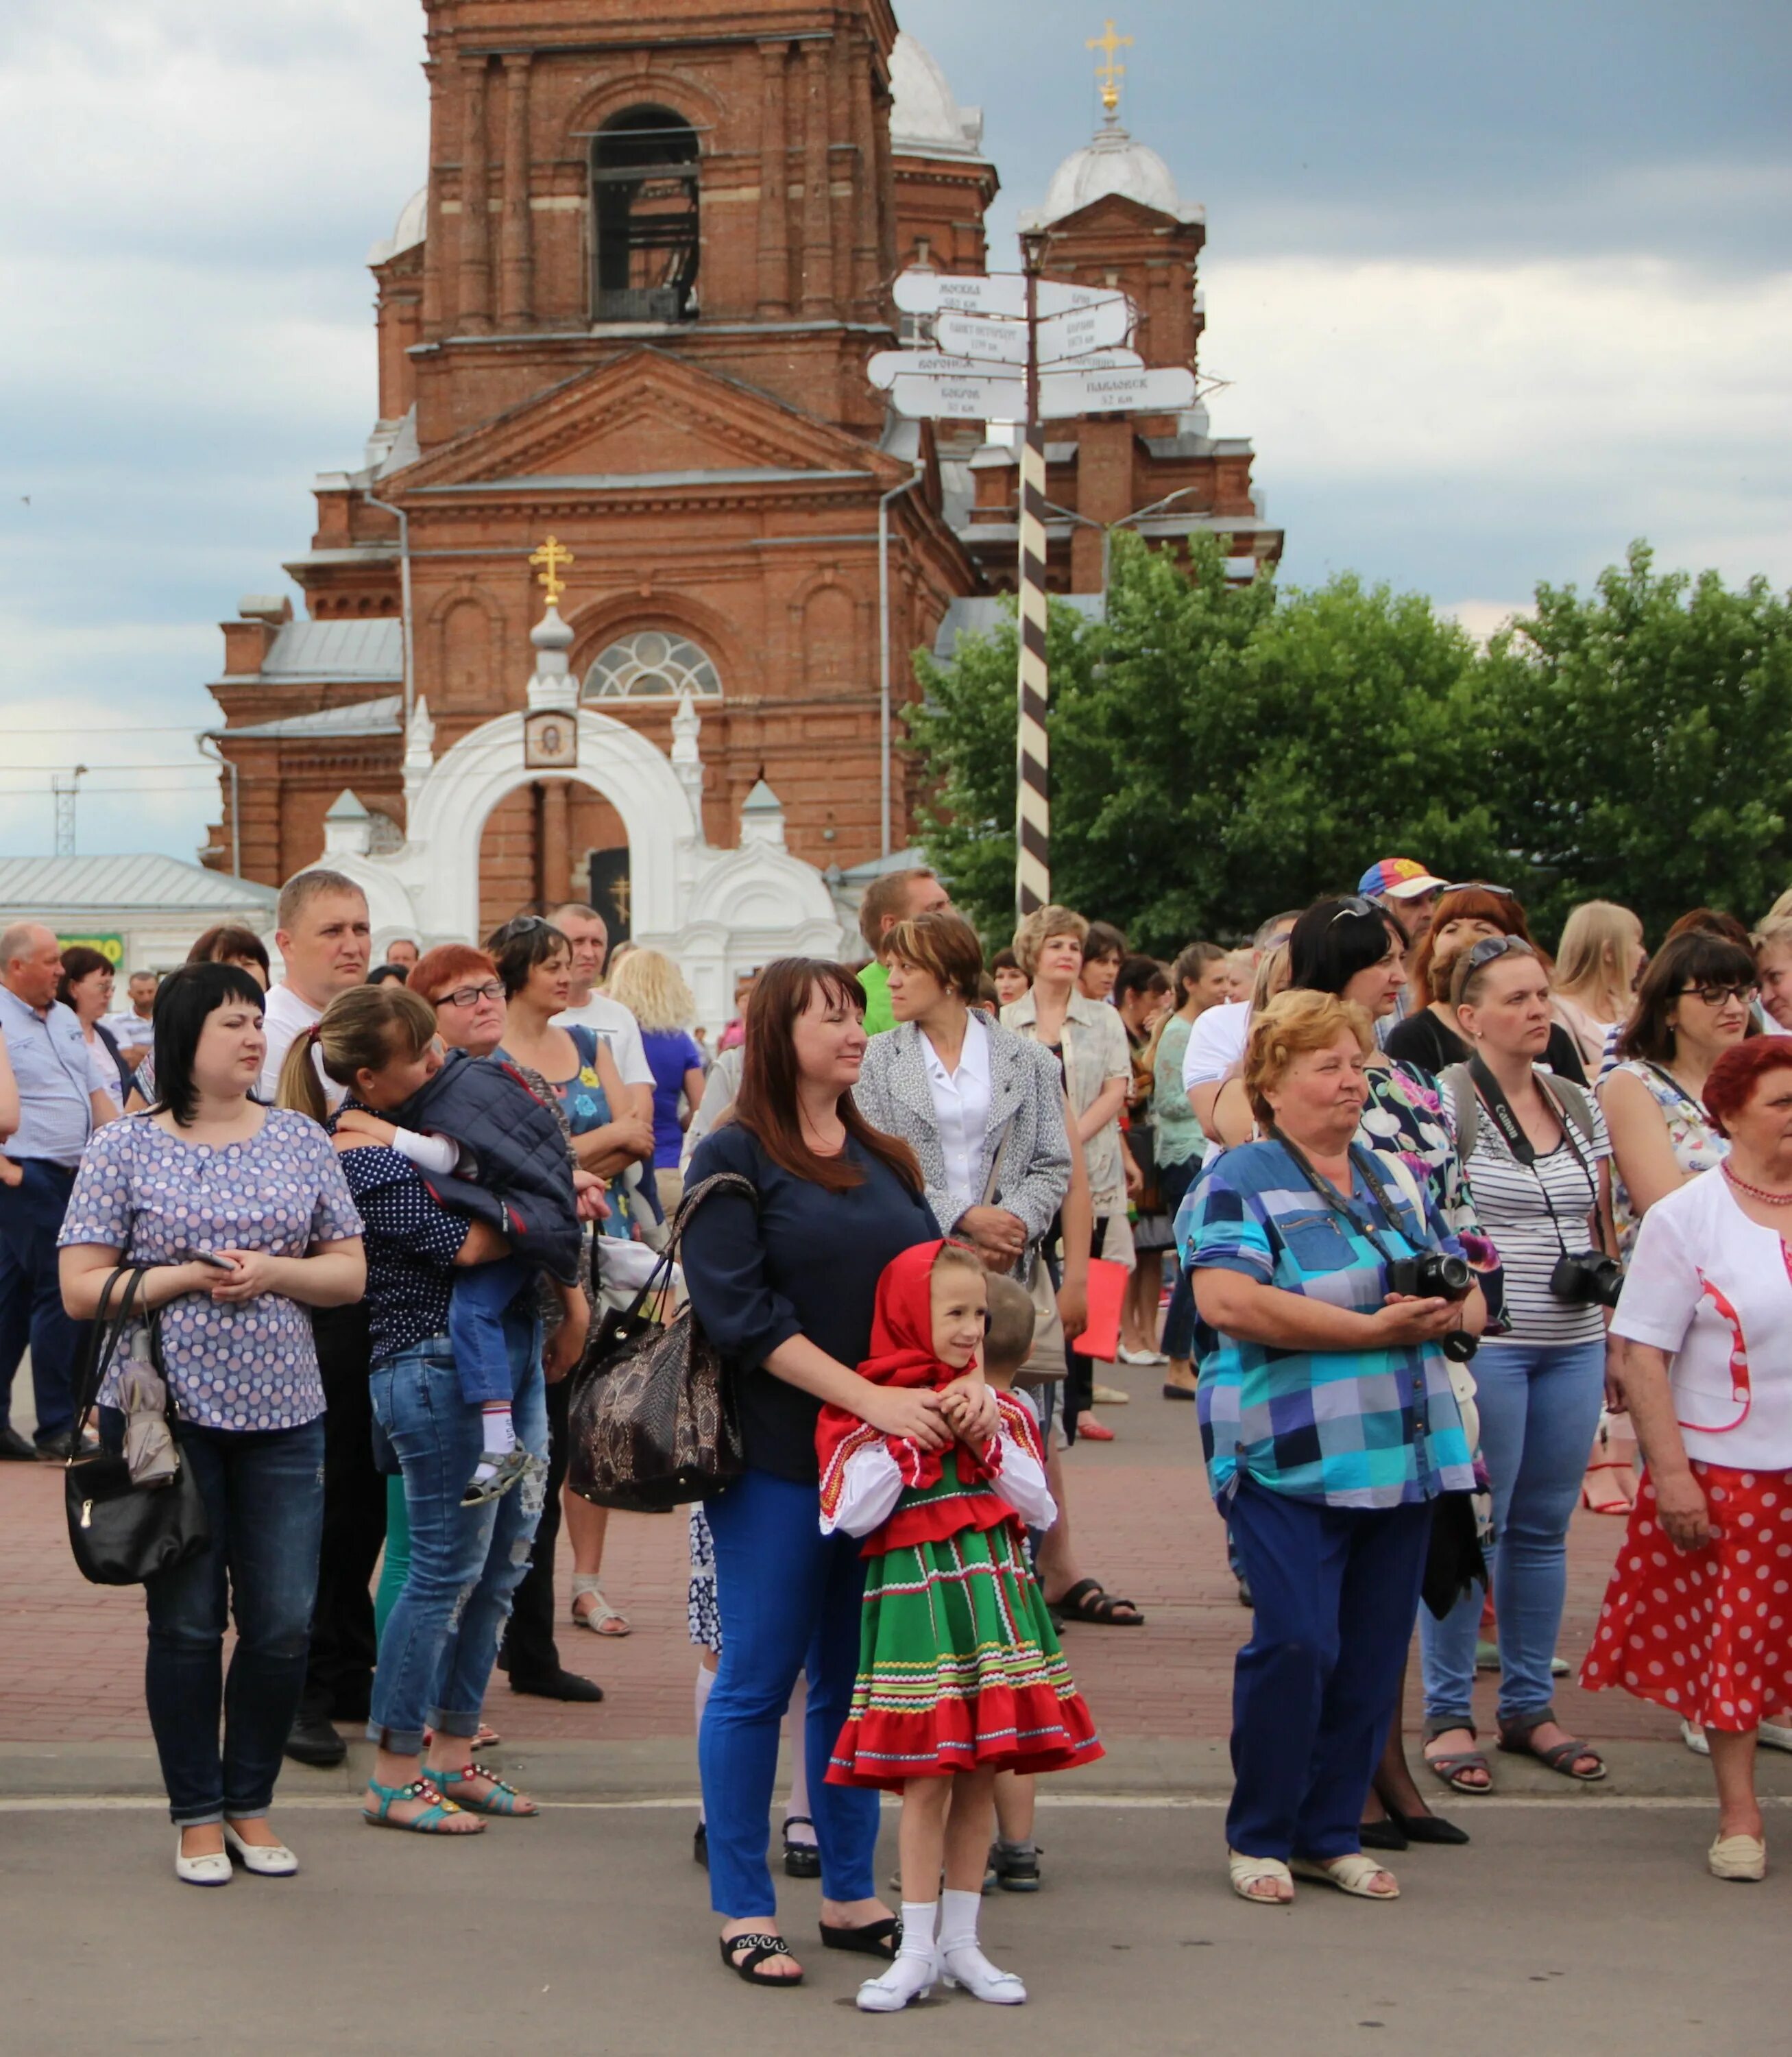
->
[1583, 1038, 1792, 1881]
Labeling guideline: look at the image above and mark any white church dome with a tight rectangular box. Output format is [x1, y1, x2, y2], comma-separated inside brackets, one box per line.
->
[889, 34, 986, 158]
[1020, 123, 1204, 229]
[367, 187, 428, 266]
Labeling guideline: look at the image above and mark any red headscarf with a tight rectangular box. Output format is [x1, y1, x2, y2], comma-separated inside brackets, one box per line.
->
[816, 1240, 1001, 1524]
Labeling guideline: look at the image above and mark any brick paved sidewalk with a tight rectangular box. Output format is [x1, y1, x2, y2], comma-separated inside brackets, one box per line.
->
[0, 1372, 1678, 1752]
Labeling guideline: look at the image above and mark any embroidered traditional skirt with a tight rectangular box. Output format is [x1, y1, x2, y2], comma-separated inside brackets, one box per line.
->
[826, 1464, 1103, 1790]
[1579, 1464, 1792, 1732]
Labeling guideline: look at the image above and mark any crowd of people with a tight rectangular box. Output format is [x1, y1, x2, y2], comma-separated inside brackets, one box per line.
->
[1, 847, 1790, 1986]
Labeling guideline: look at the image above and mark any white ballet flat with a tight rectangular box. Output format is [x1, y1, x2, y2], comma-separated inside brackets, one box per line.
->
[174, 1833, 232, 1888]
[222, 1822, 299, 1877]
[938, 1946, 1027, 2004]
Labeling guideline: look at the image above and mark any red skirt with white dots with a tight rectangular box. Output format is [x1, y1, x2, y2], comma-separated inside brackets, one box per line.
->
[1579, 1464, 1792, 1732]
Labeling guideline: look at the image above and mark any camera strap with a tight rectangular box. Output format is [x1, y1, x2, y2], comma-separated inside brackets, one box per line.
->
[1268, 1127, 1412, 1271]
[1466, 1054, 1597, 1258]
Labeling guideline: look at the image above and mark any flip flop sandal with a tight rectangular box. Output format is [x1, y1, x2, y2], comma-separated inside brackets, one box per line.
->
[1227, 1849, 1294, 1904]
[361, 1777, 483, 1835]
[1496, 1708, 1607, 1782]
[1422, 1719, 1492, 1794]
[431, 1763, 540, 1816]
[1291, 1855, 1400, 1899]
[1052, 1576, 1144, 1627]
[719, 1932, 803, 1987]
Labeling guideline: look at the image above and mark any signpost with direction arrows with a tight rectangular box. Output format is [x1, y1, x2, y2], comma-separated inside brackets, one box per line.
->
[882, 264, 1197, 918]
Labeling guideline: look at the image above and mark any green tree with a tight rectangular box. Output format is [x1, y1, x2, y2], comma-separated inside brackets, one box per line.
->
[1476, 542, 1792, 941]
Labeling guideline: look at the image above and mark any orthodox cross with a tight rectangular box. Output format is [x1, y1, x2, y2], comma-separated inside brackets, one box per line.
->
[1087, 20, 1133, 117]
[529, 535, 574, 606]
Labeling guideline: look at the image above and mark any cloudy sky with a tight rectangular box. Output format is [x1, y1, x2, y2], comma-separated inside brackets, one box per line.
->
[1, 0, 1787, 861]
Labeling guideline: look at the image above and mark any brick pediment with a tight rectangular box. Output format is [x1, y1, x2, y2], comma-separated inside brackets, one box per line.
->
[389, 348, 896, 496]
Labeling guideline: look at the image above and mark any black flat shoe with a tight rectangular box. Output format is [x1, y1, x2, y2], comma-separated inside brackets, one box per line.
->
[1359, 1816, 1409, 1853]
[782, 1816, 821, 1879]
[819, 1916, 900, 1959]
[34, 1432, 73, 1463]
[0, 1424, 36, 1461]
[1388, 1807, 1469, 1847]
[282, 1716, 348, 1769]
[693, 1821, 708, 1868]
[720, 1932, 803, 1986]
[506, 1666, 604, 1703]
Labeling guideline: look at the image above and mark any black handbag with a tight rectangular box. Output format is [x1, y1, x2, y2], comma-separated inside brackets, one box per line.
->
[565, 1172, 753, 1514]
[64, 1266, 211, 1587]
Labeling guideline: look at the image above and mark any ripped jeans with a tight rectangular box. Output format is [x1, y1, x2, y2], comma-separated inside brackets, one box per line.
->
[367, 1314, 546, 1755]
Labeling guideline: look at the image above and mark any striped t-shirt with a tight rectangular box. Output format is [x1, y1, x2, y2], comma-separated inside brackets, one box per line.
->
[1459, 1087, 1611, 1347]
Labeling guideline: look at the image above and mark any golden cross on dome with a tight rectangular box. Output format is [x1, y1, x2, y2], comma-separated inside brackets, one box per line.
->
[529, 535, 574, 606]
[1088, 19, 1133, 117]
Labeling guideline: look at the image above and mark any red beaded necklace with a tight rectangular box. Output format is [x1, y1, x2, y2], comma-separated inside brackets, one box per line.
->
[1722, 1162, 1792, 1206]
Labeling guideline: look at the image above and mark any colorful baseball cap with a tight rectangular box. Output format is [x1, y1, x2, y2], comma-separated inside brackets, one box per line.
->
[1358, 857, 1447, 901]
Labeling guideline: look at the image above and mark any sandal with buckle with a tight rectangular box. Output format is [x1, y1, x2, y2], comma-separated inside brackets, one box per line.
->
[1050, 1576, 1144, 1627]
[570, 1575, 631, 1637]
[361, 1776, 483, 1834]
[1422, 1718, 1493, 1794]
[431, 1763, 539, 1816]
[462, 1447, 532, 1508]
[719, 1931, 803, 1986]
[1496, 1705, 1606, 1782]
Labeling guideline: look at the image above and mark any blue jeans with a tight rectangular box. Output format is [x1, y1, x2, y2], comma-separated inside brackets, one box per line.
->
[367, 1312, 546, 1753]
[447, 1256, 531, 1407]
[0, 1160, 87, 1444]
[1420, 1336, 1606, 1727]
[701, 1466, 880, 1917]
[132, 1414, 326, 1827]
[1159, 1157, 1199, 1361]
[1225, 1480, 1433, 1861]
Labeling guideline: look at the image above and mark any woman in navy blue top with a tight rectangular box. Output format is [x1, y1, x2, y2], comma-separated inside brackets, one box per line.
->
[682, 959, 991, 1989]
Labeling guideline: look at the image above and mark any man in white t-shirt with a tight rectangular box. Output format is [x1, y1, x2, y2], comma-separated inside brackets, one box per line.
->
[548, 903, 653, 1124]
[258, 871, 373, 1107]
[1182, 910, 1301, 1147]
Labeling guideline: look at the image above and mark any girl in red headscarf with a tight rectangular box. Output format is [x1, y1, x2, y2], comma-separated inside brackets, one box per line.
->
[816, 1239, 1102, 2012]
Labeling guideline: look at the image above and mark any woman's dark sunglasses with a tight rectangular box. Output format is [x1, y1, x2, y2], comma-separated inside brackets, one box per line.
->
[437, 981, 505, 1010]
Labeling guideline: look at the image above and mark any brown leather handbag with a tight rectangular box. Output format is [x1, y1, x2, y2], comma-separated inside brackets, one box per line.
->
[565, 1172, 753, 1513]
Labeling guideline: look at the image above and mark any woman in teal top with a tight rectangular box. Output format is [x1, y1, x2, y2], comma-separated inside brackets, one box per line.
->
[1154, 942, 1230, 1397]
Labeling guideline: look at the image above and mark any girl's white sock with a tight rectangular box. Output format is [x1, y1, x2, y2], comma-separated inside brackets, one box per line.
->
[939, 1886, 1026, 2004]
[471, 1403, 515, 1486]
[856, 1903, 939, 2013]
[693, 1663, 716, 1827]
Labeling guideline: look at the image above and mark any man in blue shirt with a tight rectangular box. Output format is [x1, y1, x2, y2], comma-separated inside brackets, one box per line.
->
[0, 922, 118, 1459]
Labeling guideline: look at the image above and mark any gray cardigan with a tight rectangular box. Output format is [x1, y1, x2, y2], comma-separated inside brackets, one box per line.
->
[854, 1015, 1072, 1247]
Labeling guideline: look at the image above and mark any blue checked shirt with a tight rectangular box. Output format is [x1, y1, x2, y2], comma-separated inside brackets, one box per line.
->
[1176, 1140, 1475, 1511]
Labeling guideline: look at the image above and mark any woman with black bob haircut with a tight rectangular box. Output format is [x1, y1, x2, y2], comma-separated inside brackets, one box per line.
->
[57, 959, 366, 1886]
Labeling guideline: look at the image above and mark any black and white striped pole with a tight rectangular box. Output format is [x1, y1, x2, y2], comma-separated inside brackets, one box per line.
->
[1015, 228, 1052, 920]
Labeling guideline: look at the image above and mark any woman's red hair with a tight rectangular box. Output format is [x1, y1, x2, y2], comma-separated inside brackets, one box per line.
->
[410, 946, 499, 1005]
[729, 958, 923, 1196]
[1414, 887, 1540, 1005]
[1702, 1037, 1792, 1138]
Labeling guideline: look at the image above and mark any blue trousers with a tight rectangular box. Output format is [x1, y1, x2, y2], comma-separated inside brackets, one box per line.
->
[1159, 1157, 1199, 1362]
[0, 1160, 87, 1445]
[1225, 1481, 1433, 1861]
[1420, 1336, 1606, 1726]
[700, 1466, 880, 1918]
[447, 1255, 531, 1407]
[131, 1415, 326, 1826]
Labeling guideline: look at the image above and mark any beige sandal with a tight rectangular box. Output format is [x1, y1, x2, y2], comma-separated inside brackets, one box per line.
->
[1290, 1854, 1399, 1899]
[1227, 1849, 1294, 1903]
[570, 1577, 630, 1637]
[1708, 1833, 1767, 1881]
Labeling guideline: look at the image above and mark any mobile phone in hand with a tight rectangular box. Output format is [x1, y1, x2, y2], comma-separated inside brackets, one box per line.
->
[189, 1251, 238, 1272]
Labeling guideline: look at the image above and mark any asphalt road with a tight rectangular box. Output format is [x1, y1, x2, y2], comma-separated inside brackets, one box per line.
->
[2, 1796, 1782, 2055]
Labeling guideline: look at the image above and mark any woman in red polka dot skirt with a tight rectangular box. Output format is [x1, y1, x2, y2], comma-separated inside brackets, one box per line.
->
[1583, 1040, 1792, 1881]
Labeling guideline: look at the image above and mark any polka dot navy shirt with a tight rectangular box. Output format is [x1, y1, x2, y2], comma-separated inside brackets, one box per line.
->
[331, 1103, 471, 1364]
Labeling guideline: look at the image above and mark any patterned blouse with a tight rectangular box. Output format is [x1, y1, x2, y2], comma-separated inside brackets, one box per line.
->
[59, 1109, 363, 1431]
[1362, 1059, 1494, 1266]
[1603, 1057, 1728, 1260]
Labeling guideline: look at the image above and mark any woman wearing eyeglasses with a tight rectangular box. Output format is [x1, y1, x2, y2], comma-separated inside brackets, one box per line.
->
[1384, 886, 1590, 1087]
[1419, 936, 1617, 1792]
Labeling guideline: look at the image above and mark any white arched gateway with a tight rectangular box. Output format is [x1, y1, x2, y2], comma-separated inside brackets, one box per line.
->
[317, 604, 847, 1034]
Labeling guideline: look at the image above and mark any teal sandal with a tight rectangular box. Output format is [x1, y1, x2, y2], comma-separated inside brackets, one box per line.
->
[431, 1763, 540, 1817]
[361, 1776, 482, 1833]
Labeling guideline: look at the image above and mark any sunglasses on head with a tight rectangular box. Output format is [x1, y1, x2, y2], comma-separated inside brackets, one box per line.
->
[1440, 882, 1516, 899]
[1679, 981, 1758, 1008]
[1462, 935, 1534, 972]
[1329, 894, 1382, 924]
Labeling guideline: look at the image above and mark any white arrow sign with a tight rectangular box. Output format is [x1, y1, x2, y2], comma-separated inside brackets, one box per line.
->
[1037, 295, 1132, 364]
[867, 349, 1000, 389]
[935, 311, 1028, 367]
[889, 371, 1025, 421]
[1038, 364, 1197, 419]
[893, 270, 1135, 322]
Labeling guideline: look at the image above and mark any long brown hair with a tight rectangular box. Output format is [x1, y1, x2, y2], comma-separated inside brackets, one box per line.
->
[729, 958, 922, 1196]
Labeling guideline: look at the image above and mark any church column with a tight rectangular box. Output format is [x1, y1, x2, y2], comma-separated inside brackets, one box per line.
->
[539, 780, 570, 907]
[871, 77, 897, 285]
[457, 56, 493, 333]
[498, 53, 533, 328]
[756, 43, 791, 317]
[849, 43, 880, 316]
[422, 60, 449, 335]
[799, 41, 835, 317]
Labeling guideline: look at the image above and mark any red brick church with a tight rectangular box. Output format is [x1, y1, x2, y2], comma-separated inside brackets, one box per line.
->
[202, 1, 1281, 935]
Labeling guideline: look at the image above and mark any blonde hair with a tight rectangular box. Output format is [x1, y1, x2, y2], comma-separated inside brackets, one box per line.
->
[1250, 942, 1292, 1014]
[1010, 904, 1089, 978]
[1242, 990, 1373, 1127]
[1765, 887, 1792, 926]
[1754, 915, 1792, 961]
[276, 983, 437, 1122]
[604, 946, 695, 1033]
[1554, 901, 1642, 1017]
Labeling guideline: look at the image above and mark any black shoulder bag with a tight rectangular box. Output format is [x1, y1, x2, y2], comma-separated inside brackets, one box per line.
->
[565, 1172, 756, 1513]
[64, 1266, 211, 1587]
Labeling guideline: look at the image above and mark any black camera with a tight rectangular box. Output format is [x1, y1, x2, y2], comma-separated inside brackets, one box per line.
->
[1387, 1251, 1473, 1302]
[1549, 1250, 1624, 1311]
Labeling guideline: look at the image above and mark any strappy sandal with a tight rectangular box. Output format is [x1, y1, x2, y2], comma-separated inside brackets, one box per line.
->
[570, 1576, 631, 1637]
[1051, 1576, 1144, 1627]
[719, 1932, 803, 1986]
[462, 1446, 532, 1507]
[431, 1762, 540, 1816]
[361, 1776, 483, 1834]
[819, 1916, 901, 1958]
[1496, 1706, 1607, 1782]
[1291, 1854, 1399, 1900]
[1422, 1718, 1493, 1794]
[1227, 1849, 1294, 1903]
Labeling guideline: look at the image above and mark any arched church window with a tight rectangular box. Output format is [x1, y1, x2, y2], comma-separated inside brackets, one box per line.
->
[583, 629, 722, 702]
[591, 107, 700, 324]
